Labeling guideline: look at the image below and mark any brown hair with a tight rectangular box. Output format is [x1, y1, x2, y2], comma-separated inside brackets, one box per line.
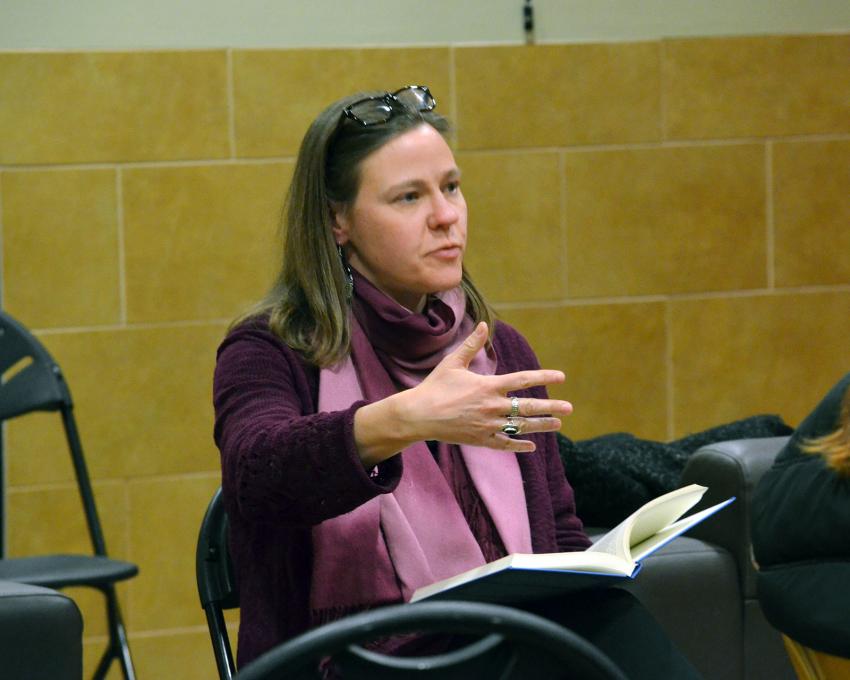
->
[800, 385, 850, 477]
[233, 90, 495, 367]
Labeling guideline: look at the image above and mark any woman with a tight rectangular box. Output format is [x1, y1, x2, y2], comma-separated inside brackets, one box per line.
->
[214, 85, 699, 677]
[752, 371, 850, 659]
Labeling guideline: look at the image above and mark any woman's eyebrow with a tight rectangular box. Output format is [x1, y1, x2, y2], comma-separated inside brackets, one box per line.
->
[384, 167, 461, 195]
[384, 177, 425, 194]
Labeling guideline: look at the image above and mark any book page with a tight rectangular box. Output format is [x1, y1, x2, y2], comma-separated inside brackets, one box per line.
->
[586, 484, 707, 560]
[585, 516, 633, 560]
[410, 550, 636, 603]
[509, 550, 634, 575]
[625, 484, 706, 547]
[629, 498, 735, 561]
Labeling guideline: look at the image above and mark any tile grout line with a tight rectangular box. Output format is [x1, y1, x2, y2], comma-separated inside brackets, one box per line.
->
[84, 623, 213, 643]
[0, 134, 846, 173]
[22, 281, 850, 337]
[665, 299, 675, 441]
[226, 48, 237, 159]
[765, 141, 775, 289]
[122, 479, 132, 619]
[32, 317, 233, 336]
[658, 40, 668, 143]
[0, 156, 296, 172]
[448, 45, 458, 147]
[559, 151, 569, 297]
[458, 132, 850, 157]
[8, 469, 222, 494]
[489, 283, 850, 311]
[116, 168, 128, 325]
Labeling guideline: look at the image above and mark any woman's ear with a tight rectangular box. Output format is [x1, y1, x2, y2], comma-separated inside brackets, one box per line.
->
[330, 202, 350, 245]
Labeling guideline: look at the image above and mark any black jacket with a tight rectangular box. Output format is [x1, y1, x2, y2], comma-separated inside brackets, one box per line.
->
[752, 371, 850, 657]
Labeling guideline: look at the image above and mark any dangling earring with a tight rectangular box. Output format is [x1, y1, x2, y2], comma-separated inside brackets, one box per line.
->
[338, 244, 354, 300]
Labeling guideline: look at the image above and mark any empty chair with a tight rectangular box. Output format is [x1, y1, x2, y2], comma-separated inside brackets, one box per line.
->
[0, 310, 138, 680]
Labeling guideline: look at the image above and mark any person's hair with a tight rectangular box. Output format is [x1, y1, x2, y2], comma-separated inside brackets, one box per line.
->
[799, 384, 850, 477]
[232, 90, 495, 367]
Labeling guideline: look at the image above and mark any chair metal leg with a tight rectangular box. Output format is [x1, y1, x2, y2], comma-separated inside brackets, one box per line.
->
[92, 645, 115, 680]
[205, 607, 236, 680]
[92, 586, 136, 680]
[113, 615, 136, 680]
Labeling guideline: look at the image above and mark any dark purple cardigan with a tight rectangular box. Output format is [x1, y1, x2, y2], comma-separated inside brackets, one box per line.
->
[213, 318, 590, 667]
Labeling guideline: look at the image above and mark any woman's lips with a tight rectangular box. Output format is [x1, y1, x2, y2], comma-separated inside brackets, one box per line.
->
[429, 245, 463, 259]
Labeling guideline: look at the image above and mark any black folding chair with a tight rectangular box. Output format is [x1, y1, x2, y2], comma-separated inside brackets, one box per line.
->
[196, 486, 238, 680]
[197, 487, 627, 680]
[0, 310, 138, 680]
[234, 600, 627, 680]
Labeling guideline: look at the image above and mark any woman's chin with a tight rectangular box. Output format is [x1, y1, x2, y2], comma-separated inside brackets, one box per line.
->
[430, 272, 464, 295]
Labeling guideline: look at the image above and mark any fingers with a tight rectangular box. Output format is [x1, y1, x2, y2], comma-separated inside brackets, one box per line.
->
[505, 416, 564, 436]
[504, 396, 573, 418]
[496, 368, 566, 393]
[444, 322, 488, 370]
[492, 432, 536, 453]
[490, 414, 565, 451]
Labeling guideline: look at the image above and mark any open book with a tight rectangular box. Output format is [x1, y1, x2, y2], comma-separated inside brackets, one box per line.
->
[410, 483, 734, 604]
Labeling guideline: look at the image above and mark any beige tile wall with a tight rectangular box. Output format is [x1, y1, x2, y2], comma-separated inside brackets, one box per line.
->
[1, 34, 848, 677]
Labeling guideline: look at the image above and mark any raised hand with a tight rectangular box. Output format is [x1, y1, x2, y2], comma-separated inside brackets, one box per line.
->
[353, 322, 572, 466]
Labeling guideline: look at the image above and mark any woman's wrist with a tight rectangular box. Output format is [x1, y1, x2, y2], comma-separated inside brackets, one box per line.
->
[353, 391, 422, 468]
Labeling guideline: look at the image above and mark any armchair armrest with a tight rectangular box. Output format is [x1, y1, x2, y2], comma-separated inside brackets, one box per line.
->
[0, 580, 82, 680]
[680, 436, 790, 598]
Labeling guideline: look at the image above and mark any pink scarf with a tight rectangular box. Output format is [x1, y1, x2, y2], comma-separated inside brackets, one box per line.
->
[309, 271, 532, 621]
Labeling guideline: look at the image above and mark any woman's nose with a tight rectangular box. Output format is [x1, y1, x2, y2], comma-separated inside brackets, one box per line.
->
[427, 193, 459, 230]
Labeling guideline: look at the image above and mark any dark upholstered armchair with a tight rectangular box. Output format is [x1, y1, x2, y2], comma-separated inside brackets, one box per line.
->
[0, 580, 83, 680]
[604, 436, 796, 680]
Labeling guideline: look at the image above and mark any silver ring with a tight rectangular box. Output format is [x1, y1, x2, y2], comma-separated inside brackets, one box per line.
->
[509, 396, 520, 418]
[501, 418, 520, 436]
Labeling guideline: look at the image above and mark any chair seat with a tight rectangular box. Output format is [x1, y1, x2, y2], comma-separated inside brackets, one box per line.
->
[0, 554, 138, 589]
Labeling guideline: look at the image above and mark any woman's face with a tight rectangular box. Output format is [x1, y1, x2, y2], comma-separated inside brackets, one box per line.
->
[333, 124, 467, 312]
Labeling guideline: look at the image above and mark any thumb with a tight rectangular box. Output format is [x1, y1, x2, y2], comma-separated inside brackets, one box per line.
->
[448, 322, 488, 369]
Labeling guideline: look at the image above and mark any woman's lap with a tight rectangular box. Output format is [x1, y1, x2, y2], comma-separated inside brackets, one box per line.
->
[519, 587, 702, 679]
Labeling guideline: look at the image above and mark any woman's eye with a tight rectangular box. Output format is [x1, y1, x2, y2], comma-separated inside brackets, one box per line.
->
[398, 191, 419, 203]
[445, 181, 460, 194]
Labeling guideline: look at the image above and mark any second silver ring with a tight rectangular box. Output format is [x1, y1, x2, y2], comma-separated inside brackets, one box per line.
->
[509, 396, 520, 418]
[501, 419, 520, 436]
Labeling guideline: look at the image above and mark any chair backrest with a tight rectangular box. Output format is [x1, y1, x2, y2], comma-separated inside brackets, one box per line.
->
[196, 487, 239, 680]
[0, 310, 106, 558]
[233, 600, 628, 680]
[0, 311, 72, 420]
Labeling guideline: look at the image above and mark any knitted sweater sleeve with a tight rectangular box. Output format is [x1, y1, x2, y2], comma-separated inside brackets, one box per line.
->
[213, 322, 402, 527]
